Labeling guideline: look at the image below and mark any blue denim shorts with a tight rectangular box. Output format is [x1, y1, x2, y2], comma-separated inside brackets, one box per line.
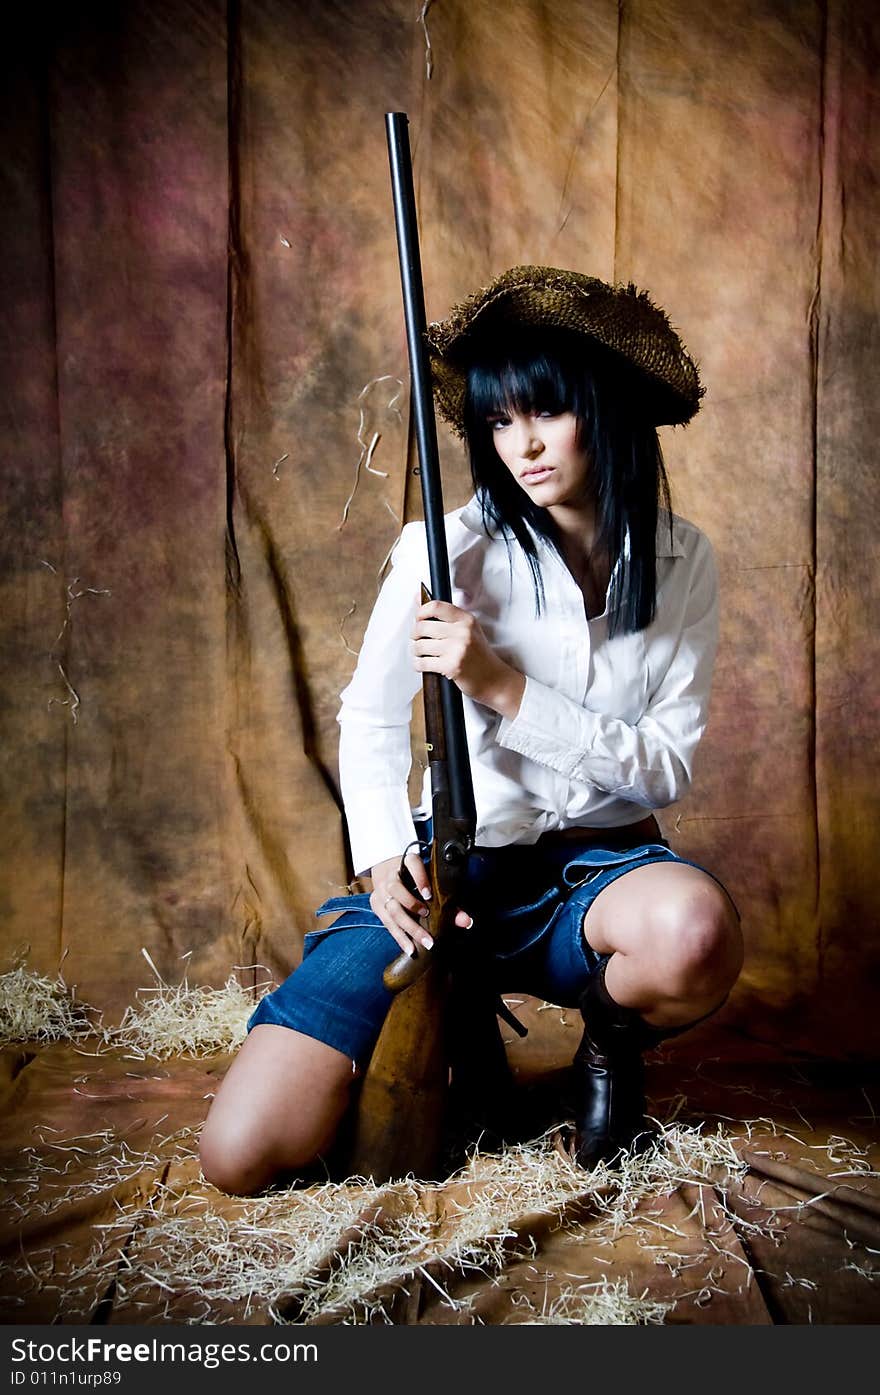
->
[248, 825, 738, 1068]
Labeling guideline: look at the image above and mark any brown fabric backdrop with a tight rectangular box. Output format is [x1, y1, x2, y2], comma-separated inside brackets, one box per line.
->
[1, 0, 878, 1055]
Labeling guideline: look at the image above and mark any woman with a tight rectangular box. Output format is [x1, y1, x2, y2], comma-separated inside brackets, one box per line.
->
[200, 266, 743, 1195]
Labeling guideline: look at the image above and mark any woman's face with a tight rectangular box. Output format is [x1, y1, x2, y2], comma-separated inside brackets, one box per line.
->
[487, 407, 592, 512]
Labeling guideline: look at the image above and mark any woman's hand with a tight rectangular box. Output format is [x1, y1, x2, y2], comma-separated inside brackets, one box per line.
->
[370, 852, 473, 958]
[411, 600, 526, 718]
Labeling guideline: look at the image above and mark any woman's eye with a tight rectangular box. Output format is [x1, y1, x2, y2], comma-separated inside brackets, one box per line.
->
[488, 417, 510, 430]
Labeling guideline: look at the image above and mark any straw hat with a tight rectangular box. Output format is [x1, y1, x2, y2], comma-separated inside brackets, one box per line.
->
[426, 264, 703, 436]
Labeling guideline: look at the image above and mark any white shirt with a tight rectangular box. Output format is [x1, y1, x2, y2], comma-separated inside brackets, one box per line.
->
[338, 495, 719, 877]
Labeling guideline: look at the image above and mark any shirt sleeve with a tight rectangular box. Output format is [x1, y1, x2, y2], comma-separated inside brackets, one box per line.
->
[494, 531, 719, 809]
[337, 524, 424, 877]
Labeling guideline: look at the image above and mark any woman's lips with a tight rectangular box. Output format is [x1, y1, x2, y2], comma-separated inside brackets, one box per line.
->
[521, 466, 554, 484]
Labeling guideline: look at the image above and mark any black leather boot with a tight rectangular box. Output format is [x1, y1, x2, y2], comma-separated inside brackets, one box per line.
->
[573, 959, 694, 1169]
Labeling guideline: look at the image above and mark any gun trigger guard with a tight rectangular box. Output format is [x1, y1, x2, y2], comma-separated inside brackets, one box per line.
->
[399, 839, 432, 899]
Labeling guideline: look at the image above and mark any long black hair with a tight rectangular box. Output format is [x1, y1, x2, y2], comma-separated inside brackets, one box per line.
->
[461, 327, 673, 637]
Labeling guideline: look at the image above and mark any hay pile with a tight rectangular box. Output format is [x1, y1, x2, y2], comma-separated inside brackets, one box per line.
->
[0, 964, 91, 1047]
[0, 961, 272, 1059]
[108, 974, 270, 1060]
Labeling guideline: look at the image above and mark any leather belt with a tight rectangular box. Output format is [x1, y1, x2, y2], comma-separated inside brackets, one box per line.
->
[534, 814, 661, 849]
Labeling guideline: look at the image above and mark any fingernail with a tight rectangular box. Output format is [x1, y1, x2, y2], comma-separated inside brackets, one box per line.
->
[422, 888, 433, 900]
[419, 906, 430, 917]
[421, 937, 434, 951]
[405, 945, 415, 957]
[465, 915, 474, 929]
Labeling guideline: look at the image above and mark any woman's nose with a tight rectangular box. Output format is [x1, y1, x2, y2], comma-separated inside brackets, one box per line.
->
[518, 421, 544, 457]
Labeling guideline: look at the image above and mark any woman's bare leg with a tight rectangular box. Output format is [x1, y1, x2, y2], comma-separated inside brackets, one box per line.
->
[199, 1025, 355, 1195]
[581, 861, 743, 1025]
[572, 861, 743, 1168]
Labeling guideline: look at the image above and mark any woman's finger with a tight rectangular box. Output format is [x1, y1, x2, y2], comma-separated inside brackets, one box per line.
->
[402, 852, 432, 901]
[384, 895, 433, 955]
[416, 599, 461, 622]
[412, 640, 445, 658]
[390, 869, 431, 919]
[388, 881, 434, 952]
[370, 876, 434, 953]
[370, 890, 419, 955]
[372, 882, 424, 923]
[412, 617, 451, 637]
[386, 919, 420, 957]
[390, 897, 434, 953]
[412, 636, 449, 655]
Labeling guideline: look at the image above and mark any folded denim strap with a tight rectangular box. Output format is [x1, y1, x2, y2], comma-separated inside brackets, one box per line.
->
[562, 843, 677, 887]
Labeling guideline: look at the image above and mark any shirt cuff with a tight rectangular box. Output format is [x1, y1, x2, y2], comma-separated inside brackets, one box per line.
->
[344, 786, 420, 880]
[495, 674, 602, 779]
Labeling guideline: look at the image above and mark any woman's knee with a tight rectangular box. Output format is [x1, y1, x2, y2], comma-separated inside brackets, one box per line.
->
[199, 1095, 344, 1195]
[654, 883, 743, 996]
[197, 1025, 357, 1194]
[198, 1117, 277, 1196]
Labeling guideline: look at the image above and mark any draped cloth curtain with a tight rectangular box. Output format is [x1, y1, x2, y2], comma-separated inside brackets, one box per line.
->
[1, 0, 878, 1056]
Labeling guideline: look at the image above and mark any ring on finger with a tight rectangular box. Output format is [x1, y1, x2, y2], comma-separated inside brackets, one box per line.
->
[384, 895, 396, 909]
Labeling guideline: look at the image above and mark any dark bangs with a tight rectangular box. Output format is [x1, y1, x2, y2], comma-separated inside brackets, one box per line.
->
[463, 328, 588, 437]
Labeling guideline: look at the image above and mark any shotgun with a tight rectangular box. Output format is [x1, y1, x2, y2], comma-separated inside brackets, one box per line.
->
[347, 112, 484, 1182]
[381, 108, 477, 992]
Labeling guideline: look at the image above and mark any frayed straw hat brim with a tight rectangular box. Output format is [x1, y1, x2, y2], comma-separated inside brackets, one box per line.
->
[426, 265, 703, 436]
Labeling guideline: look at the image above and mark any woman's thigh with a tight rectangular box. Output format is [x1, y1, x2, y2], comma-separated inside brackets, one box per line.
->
[498, 851, 740, 1007]
[248, 903, 400, 1070]
[578, 860, 744, 1018]
[581, 860, 741, 961]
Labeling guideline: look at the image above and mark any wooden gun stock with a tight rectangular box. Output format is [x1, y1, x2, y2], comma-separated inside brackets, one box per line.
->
[349, 665, 467, 1181]
[348, 952, 451, 1182]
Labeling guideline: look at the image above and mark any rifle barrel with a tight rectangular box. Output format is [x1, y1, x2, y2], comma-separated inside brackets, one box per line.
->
[385, 111, 476, 832]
